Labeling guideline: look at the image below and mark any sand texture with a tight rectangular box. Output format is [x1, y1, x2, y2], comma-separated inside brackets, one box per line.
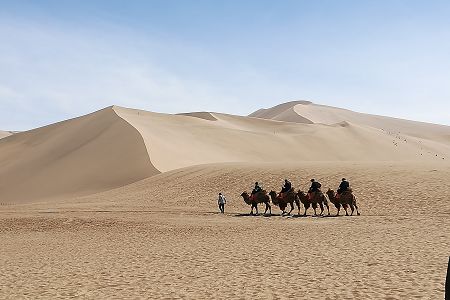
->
[0, 103, 449, 299]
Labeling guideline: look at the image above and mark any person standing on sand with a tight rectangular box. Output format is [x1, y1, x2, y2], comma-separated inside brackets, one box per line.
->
[218, 193, 226, 214]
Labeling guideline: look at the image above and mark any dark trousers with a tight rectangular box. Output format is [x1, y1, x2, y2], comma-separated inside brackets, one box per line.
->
[219, 203, 225, 213]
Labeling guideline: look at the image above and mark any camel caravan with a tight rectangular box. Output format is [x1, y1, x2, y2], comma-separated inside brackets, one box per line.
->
[240, 178, 360, 217]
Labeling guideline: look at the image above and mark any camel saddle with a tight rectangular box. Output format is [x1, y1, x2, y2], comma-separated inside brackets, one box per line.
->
[337, 189, 353, 199]
[341, 188, 353, 195]
[250, 190, 266, 201]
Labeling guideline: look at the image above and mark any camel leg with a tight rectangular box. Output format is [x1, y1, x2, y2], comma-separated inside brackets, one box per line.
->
[355, 204, 360, 216]
[353, 199, 361, 216]
[303, 203, 309, 216]
[343, 204, 349, 216]
[255, 205, 259, 215]
[265, 203, 272, 216]
[312, 203, 318, 216]
[319, 202, 324, 216]
[295, 199, 301, 215]
[288, 203, 294, 215]
[326, 203, 330, 216]
[350, 204, 354, 216]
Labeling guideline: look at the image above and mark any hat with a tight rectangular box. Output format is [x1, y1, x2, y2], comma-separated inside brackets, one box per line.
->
[342, 178, 346, 181]
[219, 192, 222, 195]
[255, 182, 258, 185]
[310, 179, 315, 182]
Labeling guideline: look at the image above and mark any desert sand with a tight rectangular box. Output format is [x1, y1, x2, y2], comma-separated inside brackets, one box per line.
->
[0, 102, 449, 299]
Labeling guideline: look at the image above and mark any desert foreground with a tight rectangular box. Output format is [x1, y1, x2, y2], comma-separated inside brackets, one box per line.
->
[1, 161, 449, 299]
[1, 102, 449, 299]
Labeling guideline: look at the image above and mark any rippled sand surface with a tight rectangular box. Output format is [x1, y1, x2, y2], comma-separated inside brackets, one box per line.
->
[1, 162, 449, 299]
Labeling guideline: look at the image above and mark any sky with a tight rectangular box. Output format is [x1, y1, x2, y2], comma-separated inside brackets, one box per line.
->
[1, 0, 450, 130]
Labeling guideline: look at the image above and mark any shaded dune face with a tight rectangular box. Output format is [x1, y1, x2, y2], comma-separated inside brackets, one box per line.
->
[0, 107, 159, 204]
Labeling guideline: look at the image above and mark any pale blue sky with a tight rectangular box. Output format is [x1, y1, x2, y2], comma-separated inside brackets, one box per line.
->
[1, 0, 450, 130]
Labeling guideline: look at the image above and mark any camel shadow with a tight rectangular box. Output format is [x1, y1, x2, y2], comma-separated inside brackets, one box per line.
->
[289, 214, 344, 218]
[233, 213, 281, 217]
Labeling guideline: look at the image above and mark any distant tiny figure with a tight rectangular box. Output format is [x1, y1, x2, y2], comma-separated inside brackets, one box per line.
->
[218, 193, 226, 214]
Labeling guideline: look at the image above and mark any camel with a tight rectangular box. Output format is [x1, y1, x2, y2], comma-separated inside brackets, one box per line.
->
[297, 190, 329, 216]
[268, 189, 300, 215]
[240, 191, 271, 215]
[326, 189, 360, 216]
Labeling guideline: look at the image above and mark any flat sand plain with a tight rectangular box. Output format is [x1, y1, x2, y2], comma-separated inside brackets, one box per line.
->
[1, 162, 448, 299]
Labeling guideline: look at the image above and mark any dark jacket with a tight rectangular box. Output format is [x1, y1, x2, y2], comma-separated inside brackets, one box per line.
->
[281, 181, 292, 192]
[309, 181, 321, 192]
[339, 180, 350, 192]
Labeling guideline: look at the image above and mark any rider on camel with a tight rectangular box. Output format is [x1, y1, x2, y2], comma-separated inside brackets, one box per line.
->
[337, 178, 350, 199]
[280, 179, 292, 197]
[308, 179, 322, 200]
[251, 182, 262, 201]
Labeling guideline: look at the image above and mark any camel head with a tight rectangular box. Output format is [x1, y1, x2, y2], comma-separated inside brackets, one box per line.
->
[240, 191, 249, 198]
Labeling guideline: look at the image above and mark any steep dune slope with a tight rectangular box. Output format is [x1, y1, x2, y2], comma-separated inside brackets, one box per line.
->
[0, 130, 11, 139]
[1, 104, 448, 204]
[0, 107, 158, 203]
[251, 101, 450, 143]
[248, 100, 313, 122]
[115, 106, 447, 173]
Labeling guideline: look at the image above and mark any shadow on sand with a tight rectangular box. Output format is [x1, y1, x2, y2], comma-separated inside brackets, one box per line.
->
[233, 213, 346, 218]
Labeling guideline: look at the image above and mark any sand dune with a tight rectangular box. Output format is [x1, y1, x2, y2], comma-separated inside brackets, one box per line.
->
[0, 104, 448, 204]
[116, 106, 448, 173]
[0, 130, 12, 139]
[250, 101, 450, 143]
[0, 107, 158, 203]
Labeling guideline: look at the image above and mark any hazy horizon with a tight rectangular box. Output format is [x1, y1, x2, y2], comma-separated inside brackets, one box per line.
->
[1, 0, 450, 130]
